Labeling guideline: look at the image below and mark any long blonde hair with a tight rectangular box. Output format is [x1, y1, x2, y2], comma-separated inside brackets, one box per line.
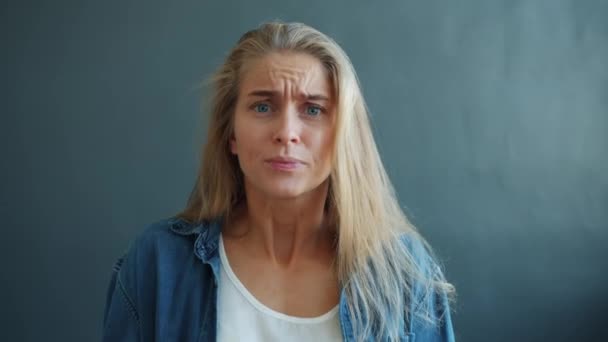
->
[177, 21, 455, 340]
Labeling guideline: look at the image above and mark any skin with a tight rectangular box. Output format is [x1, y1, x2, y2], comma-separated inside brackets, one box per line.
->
[223, 51, 339, 317]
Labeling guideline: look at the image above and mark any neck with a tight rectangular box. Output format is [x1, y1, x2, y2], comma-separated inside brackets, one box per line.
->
[229, 179, 335, 268]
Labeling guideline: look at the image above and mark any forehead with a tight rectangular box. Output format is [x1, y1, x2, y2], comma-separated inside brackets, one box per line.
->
[239, 52, 332, 98]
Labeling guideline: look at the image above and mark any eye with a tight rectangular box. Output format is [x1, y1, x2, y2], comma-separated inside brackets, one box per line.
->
[253, 103, 271, 113]
[305, 104, 323, 116]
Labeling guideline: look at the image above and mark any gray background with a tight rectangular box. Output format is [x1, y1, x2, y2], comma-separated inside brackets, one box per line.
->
[2, 0, 607, 341]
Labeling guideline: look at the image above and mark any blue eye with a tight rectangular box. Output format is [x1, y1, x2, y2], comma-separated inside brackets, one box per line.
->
[254, 103, 271, 113]
[306, 105, 322, 116]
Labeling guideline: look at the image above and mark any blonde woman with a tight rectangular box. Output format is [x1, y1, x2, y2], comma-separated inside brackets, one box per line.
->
[103, 21, 456, 341]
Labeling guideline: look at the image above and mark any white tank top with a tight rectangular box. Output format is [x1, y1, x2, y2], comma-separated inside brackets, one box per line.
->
[217, 235, 343, 342]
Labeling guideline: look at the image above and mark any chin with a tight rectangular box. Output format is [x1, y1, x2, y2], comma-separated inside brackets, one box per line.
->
[245, 175, 324, 200]
[265, 187, 307, 199]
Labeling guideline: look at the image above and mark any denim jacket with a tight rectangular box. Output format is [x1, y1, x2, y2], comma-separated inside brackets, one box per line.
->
[102, 217, 455, 341]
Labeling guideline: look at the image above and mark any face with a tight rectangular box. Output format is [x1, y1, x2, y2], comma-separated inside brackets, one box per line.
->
[230, 52, 336, 200]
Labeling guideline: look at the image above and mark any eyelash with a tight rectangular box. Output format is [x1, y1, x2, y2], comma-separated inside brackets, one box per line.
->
[250, 102, 326, 116]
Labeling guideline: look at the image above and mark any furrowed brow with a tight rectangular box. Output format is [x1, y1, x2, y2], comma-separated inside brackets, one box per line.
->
[247, 90, 278, 98]
[305, 94, 330, 102]
[247, 90, 330, 102]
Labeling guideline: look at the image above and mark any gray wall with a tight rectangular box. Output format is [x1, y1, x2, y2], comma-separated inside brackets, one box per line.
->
[2, 1, 606, 341]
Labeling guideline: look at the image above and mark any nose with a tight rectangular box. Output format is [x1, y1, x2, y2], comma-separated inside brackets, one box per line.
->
[273, 105, 301, 145]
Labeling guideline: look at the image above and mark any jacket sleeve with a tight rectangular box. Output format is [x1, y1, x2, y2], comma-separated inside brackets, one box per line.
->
[102, 257, 141, 342]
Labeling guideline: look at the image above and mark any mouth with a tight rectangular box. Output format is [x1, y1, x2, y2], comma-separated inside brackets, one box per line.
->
[264, 157, 304, 171]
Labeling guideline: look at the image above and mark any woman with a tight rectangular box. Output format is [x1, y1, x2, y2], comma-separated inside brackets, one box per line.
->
[103, 21, 456, 341]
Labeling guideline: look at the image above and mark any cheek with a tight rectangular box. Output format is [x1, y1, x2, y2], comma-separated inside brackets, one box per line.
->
[233, 126, 263, 164]
[310, 130, 334, 166]
[232, 116, 258, 153]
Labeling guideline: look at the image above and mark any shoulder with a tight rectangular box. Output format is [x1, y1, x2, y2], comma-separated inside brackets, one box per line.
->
[124, 215, 220, 258]
[107, 216, 218, 313]
[119, 218, 196, 268]
[113, 217, 213, 298]
[398, 231, 451, 296]
[128, 216, 203, 249]
[399, 232, 441, 275]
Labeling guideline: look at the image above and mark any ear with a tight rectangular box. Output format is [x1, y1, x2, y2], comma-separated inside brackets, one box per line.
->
[230, 136, 237, 155]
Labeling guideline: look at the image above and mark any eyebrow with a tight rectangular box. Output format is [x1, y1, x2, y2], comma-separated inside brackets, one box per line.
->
[247, 90, 330, 102]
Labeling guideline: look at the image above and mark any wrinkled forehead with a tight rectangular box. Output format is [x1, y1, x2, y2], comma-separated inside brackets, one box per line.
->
[238, 52, 334, 101]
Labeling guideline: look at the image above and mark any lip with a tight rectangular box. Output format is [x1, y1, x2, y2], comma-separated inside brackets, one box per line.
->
[264, 156, 304, 171]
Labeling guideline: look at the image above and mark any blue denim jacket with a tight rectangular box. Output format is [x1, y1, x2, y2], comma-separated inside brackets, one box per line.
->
[102, 217, 455, 341]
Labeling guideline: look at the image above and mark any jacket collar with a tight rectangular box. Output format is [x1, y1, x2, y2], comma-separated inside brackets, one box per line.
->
[167, 216, 223, 263]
